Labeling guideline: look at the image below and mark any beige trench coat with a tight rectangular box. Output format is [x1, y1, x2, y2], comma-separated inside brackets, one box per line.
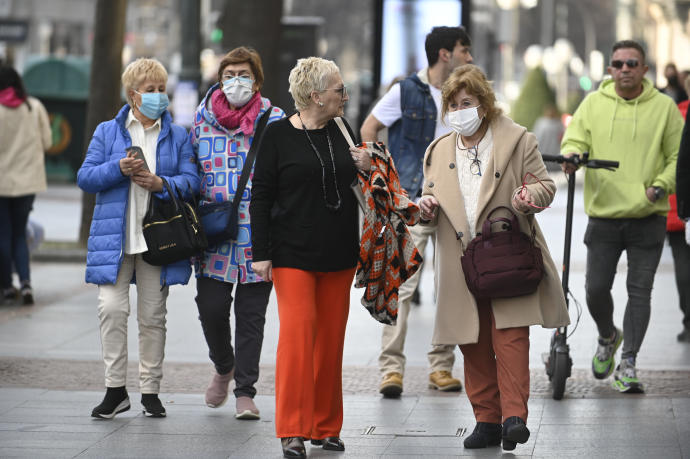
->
[422, 114, 569, 346]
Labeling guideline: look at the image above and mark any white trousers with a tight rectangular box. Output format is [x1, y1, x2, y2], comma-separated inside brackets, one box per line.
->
[379, 222, 456, 376]
[97, 253, 169, 393]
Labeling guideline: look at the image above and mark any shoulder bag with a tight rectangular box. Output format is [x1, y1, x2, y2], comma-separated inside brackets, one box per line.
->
[198, 107, 272, 245]
[142, 179, 207, 266]
[460, 206, 544, 299]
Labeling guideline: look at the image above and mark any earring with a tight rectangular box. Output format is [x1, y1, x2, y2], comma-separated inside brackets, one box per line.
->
[318, 102, 324, 107]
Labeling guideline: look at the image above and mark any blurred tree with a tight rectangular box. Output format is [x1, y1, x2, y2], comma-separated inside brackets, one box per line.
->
[565, 90, 585, 116]
[511, 66, 556, 131]
[79, 0, 128, 245]
[219, 0, 283, 103]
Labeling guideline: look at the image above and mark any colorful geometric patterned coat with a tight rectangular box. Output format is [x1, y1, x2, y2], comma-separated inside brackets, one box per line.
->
[355, 142, 423, 324]
[190, 84, 285, 283]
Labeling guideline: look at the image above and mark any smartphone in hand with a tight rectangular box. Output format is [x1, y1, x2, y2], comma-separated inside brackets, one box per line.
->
[125, 146, 149, 171]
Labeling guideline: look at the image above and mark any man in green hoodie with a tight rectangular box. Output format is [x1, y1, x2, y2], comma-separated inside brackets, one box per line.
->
[561, 40, 684, 393]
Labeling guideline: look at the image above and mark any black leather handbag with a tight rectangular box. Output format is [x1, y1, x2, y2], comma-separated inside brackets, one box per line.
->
[142, 179, 207, 266]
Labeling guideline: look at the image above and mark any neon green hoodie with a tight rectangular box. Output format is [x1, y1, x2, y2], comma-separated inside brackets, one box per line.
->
[561, 77, 684, 218]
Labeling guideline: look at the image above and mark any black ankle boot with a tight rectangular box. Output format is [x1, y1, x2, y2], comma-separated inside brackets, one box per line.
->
[312, 437, 345, 451]
[502, 416, 530, 450]
[141, 393, 166, 417]
[281, 437, 306, 458]
[20, 283, 33, 305]
[463, 422, 502, 448]
[91, 386, 130, 419]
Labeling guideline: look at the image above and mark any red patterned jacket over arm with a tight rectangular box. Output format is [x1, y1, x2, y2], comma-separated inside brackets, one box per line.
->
[355, 142, 423, 324]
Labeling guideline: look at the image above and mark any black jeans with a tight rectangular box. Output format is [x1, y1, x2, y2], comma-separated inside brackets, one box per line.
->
[668, 231, 690, 330]
[584, 215, 666, 360]
[195, 276, 272, 398]
[0, 195, 35, 289]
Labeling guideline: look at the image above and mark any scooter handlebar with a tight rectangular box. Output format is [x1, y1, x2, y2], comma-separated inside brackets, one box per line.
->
[541, 153, 619, 170]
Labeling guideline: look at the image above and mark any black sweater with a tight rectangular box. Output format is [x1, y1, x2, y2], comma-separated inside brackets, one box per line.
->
[250, 116, 359, 271]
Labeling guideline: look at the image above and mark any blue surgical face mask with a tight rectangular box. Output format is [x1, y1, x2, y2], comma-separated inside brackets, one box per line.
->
[135, 91, 169, 120]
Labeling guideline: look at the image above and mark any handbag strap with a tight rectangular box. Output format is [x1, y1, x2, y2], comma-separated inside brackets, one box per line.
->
[232, 107, 273, 211]
[146, 178, 180, 218]
[334, 117, 355, 148]
[482, 206, 520, 237]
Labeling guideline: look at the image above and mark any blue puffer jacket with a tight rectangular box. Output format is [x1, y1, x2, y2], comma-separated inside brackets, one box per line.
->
[77, 105, 200, 286]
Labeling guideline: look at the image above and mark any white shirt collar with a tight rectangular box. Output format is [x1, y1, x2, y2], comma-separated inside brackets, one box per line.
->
[126, 108, 161, 130]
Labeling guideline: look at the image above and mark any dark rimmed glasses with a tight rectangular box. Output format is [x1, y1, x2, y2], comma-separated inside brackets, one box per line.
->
[610, 59, 639, 69]
[467, 146, 482, 176]
[323, 85, 348, 100]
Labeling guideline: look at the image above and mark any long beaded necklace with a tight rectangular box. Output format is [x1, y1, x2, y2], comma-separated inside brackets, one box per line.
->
[299, 113, 342, 211]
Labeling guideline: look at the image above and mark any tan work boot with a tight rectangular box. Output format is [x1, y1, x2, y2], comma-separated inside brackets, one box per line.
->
[379, 372, 403, 397]
[429, 370, 462, 392]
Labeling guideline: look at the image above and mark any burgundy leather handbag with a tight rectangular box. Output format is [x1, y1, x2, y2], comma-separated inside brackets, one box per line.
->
[460, 206, 544, 299]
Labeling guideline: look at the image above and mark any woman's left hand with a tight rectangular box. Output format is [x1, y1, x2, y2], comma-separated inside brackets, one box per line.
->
[350, 146, 372, 172]
[132, 170, 164, 192]
[512, 187, 534, 213]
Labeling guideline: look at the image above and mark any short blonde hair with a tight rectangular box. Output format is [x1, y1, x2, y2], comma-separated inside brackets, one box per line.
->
[441, 64, 501, 123]
[121, 58, 168, 106]
[288, 57, 340, 111]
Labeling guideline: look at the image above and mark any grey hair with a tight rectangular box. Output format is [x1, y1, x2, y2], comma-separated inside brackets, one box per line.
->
[288, 57, 340, 111]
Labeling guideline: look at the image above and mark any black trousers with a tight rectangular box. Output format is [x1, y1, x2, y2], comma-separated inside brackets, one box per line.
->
[195, 276, 272, 398]
[669, 231, 690, 330]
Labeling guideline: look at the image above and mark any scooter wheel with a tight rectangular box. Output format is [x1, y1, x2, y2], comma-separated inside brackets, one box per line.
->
[551, 351, 570, 400]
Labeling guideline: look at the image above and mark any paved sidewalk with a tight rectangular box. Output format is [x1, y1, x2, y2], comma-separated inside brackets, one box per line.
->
[1, 388, 688, 458]
[0, 182, 689, 458]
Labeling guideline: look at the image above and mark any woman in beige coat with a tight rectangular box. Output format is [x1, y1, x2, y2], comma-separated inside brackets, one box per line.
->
[0, 64, 51, 305]
[419, 65, 568, 451]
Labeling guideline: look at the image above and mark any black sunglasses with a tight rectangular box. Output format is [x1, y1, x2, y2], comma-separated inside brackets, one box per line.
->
[610, 59, 639, 69]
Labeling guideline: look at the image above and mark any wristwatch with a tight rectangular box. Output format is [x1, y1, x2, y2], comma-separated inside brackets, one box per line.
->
[653, 186, 665, 201]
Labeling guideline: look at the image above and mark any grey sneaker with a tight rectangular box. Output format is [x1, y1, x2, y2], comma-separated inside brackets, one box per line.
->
[612, 357, 644, 393]
[591, 327, 622, 379]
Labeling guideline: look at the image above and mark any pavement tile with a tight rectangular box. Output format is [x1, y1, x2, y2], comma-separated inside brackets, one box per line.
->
[531, 446, 681, 458]
[0, 430, 102, 449]
[0, 447, 79, 458]
[0, 421, 124, 434]
[83, 432, 246, 458]
[535, 422, 679, 447]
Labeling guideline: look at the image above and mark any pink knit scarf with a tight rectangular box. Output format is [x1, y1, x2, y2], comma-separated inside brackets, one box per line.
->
[210, 89, 262, 135]
[0, 87, 25, 108]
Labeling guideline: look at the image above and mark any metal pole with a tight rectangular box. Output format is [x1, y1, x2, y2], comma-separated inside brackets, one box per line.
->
[179, 0, 201, 88]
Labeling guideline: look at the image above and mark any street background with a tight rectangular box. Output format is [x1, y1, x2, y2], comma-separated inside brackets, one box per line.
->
[2, 0, 690, 456]
[0, 177, 689, 458]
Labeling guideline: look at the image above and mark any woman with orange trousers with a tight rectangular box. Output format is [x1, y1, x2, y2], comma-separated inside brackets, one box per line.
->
[249, 57, 371, 458]
[419, 65, 569, 451]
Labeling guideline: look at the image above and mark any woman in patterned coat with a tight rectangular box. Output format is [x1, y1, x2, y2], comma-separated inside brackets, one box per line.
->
[190, 47, 284, 419]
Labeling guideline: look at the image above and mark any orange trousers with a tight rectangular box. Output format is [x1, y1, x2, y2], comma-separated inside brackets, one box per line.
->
[459, 299, 530, 424]
[272, 267, 355, 439]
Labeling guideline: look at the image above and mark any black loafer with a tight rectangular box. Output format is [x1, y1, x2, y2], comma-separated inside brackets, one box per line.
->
[281, 437, 306, 458]
[502, 416, 530, 451]
[321, 437, 345, 451]
[463, 422, 502, 448]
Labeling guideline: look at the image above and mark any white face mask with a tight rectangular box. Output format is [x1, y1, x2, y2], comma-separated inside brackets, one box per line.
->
[222, 76, 254, 107]
[448, 106, 483, 136]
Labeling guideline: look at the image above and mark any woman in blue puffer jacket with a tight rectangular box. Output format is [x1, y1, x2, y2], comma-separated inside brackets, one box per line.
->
[77, 58, 199, 420]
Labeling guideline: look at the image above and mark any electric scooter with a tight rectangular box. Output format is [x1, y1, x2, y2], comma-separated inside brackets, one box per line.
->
[540, 152, 619, 400]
